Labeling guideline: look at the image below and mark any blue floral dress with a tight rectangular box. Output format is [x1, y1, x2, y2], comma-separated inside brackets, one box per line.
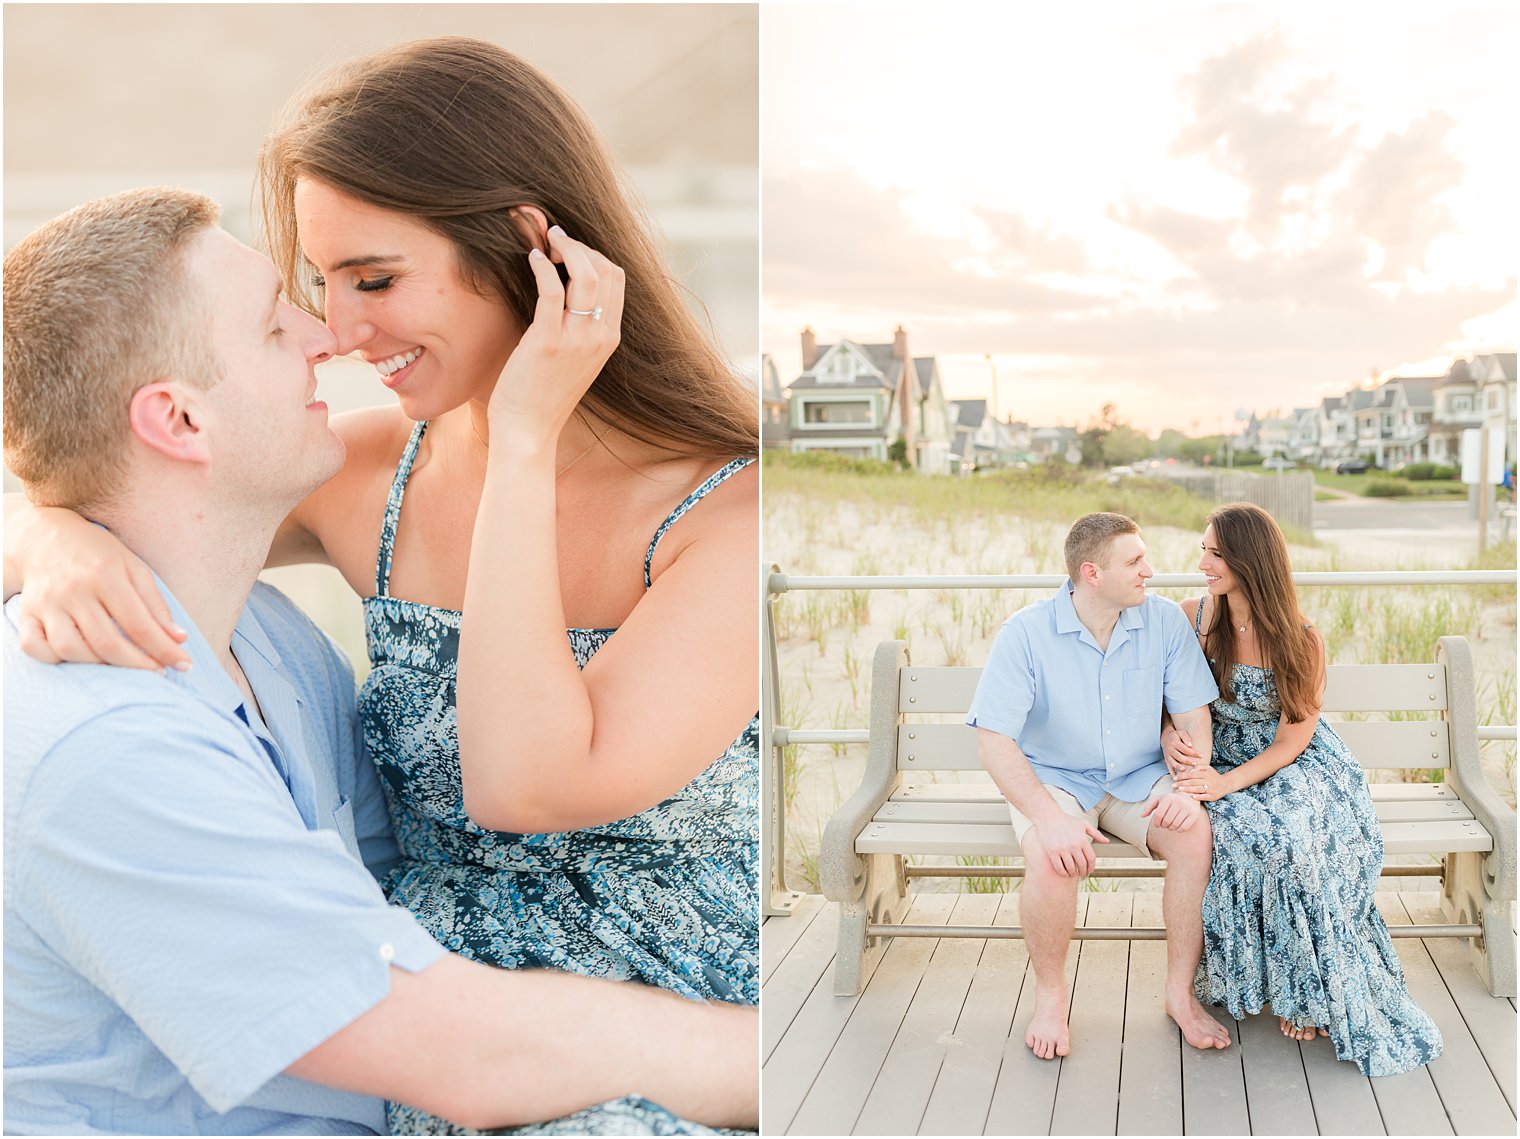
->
[362, 421, 758, 1134]
[1191, 608, 1442, 1077]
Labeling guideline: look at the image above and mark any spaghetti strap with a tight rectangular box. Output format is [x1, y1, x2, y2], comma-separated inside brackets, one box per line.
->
[643, 457, 754, 589]
[374, 420, 430, 598]
[1193, 597, 1206, 634]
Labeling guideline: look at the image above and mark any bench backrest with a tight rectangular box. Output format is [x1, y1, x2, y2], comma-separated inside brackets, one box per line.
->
[889, 660, 1453, 774]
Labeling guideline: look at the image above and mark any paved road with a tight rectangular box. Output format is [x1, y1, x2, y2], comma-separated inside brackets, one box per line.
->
[1315, 495, 1506, 564]
[1316, 497, 1476, 531]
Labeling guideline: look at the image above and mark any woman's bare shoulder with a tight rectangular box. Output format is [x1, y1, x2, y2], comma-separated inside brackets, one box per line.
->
[1180, 595, 1205, 623]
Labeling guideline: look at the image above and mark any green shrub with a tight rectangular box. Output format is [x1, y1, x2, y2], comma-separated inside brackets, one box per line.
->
[763, 448, 901, 478]
[1364, 479, 1413, 497]
[1399, 462, 1460, 482]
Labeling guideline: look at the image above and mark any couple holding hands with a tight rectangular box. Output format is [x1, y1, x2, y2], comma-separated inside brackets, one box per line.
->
[969, 509, 1444, 1076]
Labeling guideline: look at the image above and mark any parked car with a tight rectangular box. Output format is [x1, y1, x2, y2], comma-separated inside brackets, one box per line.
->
[1262, 457, 1297, 471]
[1335, 459, 1370, 474]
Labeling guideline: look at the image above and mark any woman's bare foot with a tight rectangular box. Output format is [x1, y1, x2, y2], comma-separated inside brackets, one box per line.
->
[1166, 991, 1232, 1049]
[1025, 987, 1071, 1060]
[1278, 1016, 1322, 1041]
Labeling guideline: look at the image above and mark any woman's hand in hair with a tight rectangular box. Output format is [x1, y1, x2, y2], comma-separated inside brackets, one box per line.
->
[487, 227, 624, 445]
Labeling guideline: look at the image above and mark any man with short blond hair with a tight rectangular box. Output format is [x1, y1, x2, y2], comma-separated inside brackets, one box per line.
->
[968, 511, 1231, 1061]
[3, 189, 756, 1135]
[3, 188, 224, 511]
[1062, 510, 1139, 582]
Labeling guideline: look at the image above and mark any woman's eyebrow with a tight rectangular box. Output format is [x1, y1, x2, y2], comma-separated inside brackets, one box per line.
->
[305, 254, 406, 273]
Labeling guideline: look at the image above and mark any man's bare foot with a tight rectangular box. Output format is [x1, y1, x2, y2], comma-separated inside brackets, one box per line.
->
[1025, 987, 1071, 1060]
[1166, 992, 1231, 1049]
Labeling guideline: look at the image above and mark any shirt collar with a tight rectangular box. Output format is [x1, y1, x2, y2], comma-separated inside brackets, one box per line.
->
[156, 576, 281, 715]
[1052, 579, 1149, 645]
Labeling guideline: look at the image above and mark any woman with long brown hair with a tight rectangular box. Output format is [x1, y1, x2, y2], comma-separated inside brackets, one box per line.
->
[1163, 502, 1441, 1076]
[6, 36, 757, 1134]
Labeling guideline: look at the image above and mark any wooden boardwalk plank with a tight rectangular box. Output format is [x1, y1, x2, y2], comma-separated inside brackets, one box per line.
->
[1397, 893, 1516, 1115]
[1298, 1021, 1384, 1135]
[760, 900, 854, 1134]
[983, 894, 1091, 1135]
[762, 893, 827, 981]
[1050, 891, 1131, 1135]
[761, 894, 840, 1063]
[918, 890, 1027, 1136]
[1180, 995, 1248, 1134]
[853, 893, 999, 1135]
[1377, 895, 1514, 1135]
[1237, 1010, 1317, 1136]
[761, 894, 1514, 1136]
[788, 894, 957, 1136]
[1117, 892, 1183, 1136]
[1361, 894, 1454, 1137]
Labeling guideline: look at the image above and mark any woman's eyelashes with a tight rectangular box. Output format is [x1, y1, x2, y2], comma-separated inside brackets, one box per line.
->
[307, 273, 395, 292]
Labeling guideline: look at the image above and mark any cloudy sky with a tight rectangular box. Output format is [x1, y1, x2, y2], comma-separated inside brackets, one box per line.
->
[762, 3, 1517, 435]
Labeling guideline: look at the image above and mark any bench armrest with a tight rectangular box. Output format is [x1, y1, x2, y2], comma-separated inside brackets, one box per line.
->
[1440, 636, 1517, 903]
[821, 640, 909, 902]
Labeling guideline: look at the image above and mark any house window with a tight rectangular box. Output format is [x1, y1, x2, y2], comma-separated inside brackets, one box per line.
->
[1453, 396, 1470, 412]
[1488, 390, 1502, 413]
[804, 400, 872, 424]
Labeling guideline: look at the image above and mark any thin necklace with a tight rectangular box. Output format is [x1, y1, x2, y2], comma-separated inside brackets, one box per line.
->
[468, 413, 613, 477]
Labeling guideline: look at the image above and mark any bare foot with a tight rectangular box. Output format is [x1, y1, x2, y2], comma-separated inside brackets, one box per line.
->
[1167, 992, 1232, 1050]
[1277, 1017, 1322, 1041]
[1025, 987, 1071, 1060]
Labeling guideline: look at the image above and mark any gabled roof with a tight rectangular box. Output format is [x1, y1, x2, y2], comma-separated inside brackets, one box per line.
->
[1386, 376, 1440, 409]
[761, 354, 786, 403]
[1438, 358, 1472, 388]
[953, 399, 987, 429]
[913, 357, 941, 400]
[788, 339, 898, 391]
[1472, 352, 1518, 384]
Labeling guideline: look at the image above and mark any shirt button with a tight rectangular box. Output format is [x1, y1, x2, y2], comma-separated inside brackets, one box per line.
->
[378, 943, 396, 962]
[1105, 729, 1111, 735]
[1104, 694, 1111, 700]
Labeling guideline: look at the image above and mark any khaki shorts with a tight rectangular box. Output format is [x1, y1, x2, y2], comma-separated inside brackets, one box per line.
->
[1009, 771, 1175, 859]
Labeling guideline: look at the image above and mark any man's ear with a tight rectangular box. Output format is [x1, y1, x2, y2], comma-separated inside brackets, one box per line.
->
[127, 382, 211, 466]
[507, 205, 551, 256]
[1079, 560, 1101, 587]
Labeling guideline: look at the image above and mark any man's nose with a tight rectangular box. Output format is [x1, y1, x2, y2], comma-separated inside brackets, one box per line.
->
[321, 291, 372, 357]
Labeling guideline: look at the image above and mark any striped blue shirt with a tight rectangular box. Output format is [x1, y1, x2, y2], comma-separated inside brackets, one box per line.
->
[966, 582, 1219, 808]
[4, 581, 444, 1134]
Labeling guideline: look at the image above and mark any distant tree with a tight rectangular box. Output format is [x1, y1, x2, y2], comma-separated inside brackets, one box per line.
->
[888, 436, 909, 468]
[1180, 434, 1225, 466]
[1153, 428, 1188, 458]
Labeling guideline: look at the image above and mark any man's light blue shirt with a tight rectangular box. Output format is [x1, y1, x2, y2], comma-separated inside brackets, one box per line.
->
[3, 581, 445, 1135]
[965, 582, 1219, 808]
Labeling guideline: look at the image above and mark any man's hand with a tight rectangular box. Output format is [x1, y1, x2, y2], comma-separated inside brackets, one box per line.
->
[1161, 724, 1205, 777]
[1141, 791, 1203, 831]
[1031, 812, 1109, 877]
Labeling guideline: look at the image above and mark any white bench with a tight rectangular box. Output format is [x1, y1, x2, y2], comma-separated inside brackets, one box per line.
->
[820, 635, 1516, 998]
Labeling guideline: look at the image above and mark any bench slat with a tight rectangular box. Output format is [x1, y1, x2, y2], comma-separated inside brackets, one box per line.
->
[873, 798, 1474, 826]
[896, 720, 1451, 771]
[899, 663, 1449, 713]
[892, 781, 1461, 804]
[855, 818, 1493, 858]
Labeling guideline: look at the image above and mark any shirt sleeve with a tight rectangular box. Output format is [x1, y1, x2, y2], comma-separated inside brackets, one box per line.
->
[965, 618, 1037, 740]
[1160, 601, 1221, 713]
[10, 707, 445, 1114]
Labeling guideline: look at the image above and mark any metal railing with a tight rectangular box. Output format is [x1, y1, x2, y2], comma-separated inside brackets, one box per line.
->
[763, 567, 1518, 915]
